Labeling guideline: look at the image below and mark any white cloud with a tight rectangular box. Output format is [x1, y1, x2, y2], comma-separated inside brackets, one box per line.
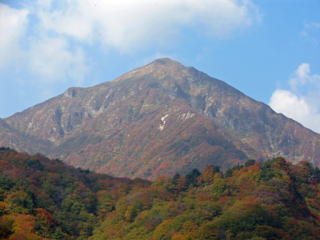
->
[39, 1, 93, 42]
[0, 0, 260, 84]
[269, 63, 320, 133]
[0, 4, 28, 66]
[0, 3, 89, 84]
[38, 0, 260, 51]
[36, 0, 53, 9]
[27, 36, 88, 84]
[289, 63, 320, 90]
[302, 22, 320, 46]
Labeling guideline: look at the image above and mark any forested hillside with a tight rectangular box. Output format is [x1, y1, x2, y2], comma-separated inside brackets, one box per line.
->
[1, 148, 320, 239]
[0, 148, 149, 240]
[90, 158, 320, 240]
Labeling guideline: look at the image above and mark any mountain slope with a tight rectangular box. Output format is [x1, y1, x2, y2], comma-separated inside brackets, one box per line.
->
[0, 119, 50, 154]
[3, 58, 320, 178]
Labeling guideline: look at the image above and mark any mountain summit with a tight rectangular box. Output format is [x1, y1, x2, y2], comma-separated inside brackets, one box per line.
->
[2, 59, 320, 179]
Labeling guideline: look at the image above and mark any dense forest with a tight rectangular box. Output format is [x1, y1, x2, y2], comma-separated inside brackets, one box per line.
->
[1, 148, 320, 239]
[0, 148, 149, 239]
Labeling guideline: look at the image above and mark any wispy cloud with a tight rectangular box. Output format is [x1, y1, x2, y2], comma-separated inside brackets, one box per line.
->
[302, 22, 320, 46]
[269, 63, 320, 133]
[27, 36, 88, 84]
[0, 2, 89, 85]
[36, 0, 261, 51]
[0, 4, 28, 66]
[0, 0, 260, 91]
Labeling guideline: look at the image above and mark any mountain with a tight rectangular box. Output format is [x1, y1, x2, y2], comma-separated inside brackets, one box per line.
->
[0, 119, 50, 154]
[2, 58, 320, 179]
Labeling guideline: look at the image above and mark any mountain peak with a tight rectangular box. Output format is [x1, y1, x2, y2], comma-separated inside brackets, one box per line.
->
[148, 58, 186, 70]
[114, 57, 188, 83]
[151, 57, 181, 65]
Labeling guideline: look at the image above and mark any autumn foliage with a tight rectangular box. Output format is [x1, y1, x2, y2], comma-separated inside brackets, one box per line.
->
[1, 148, 320, 240]
[0, 148, 149, 239]
[91, 158, 320, 240]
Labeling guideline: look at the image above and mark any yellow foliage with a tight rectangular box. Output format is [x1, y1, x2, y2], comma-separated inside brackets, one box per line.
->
[172, 232, 188, 240]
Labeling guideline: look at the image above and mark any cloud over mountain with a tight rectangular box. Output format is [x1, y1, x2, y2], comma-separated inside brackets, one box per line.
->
[39, 0, 260, 51]
[0, 0, 260, 73]
[269, 63, 320, 133]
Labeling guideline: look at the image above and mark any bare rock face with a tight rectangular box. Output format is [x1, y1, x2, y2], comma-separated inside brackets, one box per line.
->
[0, 119, 50, 154]
[2, 58, 320, 179]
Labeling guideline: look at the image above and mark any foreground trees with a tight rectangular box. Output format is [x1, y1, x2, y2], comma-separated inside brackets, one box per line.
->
[0, 148, 320, 240]
[0, 148, 149, 239]
[91, 157, 320, 240]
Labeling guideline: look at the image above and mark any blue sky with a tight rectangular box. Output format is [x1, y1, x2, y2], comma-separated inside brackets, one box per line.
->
[0, 0, 319, 132]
